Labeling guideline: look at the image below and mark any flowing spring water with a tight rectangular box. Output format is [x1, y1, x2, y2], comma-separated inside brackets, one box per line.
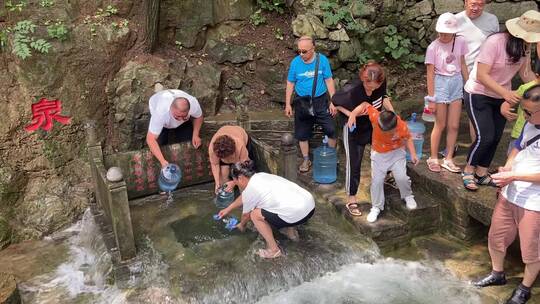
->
[11, 185, 487, 304]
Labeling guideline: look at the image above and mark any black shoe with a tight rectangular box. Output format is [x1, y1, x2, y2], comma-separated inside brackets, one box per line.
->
[472, 272, 507, 287]
[506, 287, 531, 304]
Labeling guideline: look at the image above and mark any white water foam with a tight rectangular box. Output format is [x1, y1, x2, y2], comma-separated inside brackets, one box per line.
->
[19, 209, 128, 303]
[256, 258, 483, 304]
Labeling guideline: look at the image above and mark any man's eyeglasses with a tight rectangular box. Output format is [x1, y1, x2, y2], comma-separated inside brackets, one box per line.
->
[523, 108, 540, 117]
[298, 48, 313, 55]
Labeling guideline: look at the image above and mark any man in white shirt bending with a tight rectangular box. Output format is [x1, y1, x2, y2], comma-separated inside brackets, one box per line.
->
[146, 89, 204, 168]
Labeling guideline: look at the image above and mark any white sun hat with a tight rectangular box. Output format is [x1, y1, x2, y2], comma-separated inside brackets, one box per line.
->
[436, 13, 459, 34]
[506, 10, 540, 43]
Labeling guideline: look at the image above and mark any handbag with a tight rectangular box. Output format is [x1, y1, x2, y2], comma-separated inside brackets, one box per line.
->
[294, 53, 320, 117]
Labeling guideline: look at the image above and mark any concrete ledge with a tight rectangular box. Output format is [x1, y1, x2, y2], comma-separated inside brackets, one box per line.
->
[407, 162, 496, 240]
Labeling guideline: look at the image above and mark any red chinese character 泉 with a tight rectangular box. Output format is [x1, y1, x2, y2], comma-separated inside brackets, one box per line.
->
[25, 98, 71, 132]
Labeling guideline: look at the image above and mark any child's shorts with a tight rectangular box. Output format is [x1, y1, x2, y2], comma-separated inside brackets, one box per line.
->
[434, 74, 463, 104]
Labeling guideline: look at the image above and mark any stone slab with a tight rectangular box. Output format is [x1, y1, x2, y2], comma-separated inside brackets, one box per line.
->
[104, 142, 213, 200]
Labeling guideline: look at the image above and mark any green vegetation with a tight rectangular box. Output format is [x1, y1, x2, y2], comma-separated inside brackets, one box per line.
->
[39, 0, 54, 8]
[383, 25, 424, 69]
[274, 28, 284, 40]
[256, 0, 286, 14]
[250, 9, 266, 26]
[47, 21, 69, 41]
[11, 20, 51, 59]
[5, 0, 28, 12]
[319, 0, 366, 35]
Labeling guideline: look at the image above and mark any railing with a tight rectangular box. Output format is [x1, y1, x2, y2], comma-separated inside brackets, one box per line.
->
[86, 122, 136, 261]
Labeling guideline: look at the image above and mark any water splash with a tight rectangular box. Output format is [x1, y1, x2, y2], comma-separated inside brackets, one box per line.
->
[18, 209, 127, 303]
[256, 259, 484, 304]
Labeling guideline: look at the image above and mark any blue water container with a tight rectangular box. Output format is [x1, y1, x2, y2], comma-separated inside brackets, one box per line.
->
[158, 164, 182, 192]
[313, 136, 337, 184]
[214, 185, 235, 209]
[406, 113, 425, 161]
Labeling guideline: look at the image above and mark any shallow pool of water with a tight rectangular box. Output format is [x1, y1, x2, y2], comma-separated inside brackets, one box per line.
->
[11, 184, 490, 303]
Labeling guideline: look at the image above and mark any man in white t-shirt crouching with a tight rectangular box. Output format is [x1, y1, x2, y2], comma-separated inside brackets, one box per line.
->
[146, 88, 204, 168]
[218, 160, 315, 259]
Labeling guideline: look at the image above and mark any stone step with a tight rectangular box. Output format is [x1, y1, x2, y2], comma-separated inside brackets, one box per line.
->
[383, 185, 441, 237]
[327, 196, 410, 251]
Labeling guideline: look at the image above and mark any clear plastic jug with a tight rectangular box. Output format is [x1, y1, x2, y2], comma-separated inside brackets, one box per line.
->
[313, 135, 337, 184]
[406, 113, 425, 161]
[158, 163, 182, 193]
[214, 184, 235, 209]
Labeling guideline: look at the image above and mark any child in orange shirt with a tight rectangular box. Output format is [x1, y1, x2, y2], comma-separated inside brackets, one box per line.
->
[348, 103, 419, 222]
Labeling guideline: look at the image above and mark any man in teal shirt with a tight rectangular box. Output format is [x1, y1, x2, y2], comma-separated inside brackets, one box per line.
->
[284, 36, 337, 172]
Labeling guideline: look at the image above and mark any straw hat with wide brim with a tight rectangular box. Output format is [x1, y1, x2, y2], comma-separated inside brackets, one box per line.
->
[506, 10, 540, 43]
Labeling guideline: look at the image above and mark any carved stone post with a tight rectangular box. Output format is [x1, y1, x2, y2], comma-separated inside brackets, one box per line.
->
[279, 133, 297, 182]
[236, 104, 250, 131]
[85, 121, 102, 162]
[106, 167, 136, 260]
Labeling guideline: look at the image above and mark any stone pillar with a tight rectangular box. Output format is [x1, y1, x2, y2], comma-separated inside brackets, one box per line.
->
[85, 121, 102, 162]
[106, 168, 136, 260]
[279, 133, 297, 182]
[236, 104, 250, 131]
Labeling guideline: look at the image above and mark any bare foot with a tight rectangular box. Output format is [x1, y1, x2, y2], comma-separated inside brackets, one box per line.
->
[279, 227, 299, 242]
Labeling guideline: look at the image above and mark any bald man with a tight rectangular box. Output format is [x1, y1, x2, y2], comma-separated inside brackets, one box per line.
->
[285, 36, 337, 173]
[146, 89, 204, 168]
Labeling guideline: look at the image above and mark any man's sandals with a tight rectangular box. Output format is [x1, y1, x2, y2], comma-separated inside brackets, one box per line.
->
[346, 202, 362, 216]
[462, 172, 497, 191]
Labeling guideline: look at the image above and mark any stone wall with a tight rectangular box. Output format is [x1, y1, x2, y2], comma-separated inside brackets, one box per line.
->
[291, 0, 539, 88]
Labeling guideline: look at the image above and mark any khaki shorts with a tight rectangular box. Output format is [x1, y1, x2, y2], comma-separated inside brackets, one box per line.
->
[488, 197, 540, 264]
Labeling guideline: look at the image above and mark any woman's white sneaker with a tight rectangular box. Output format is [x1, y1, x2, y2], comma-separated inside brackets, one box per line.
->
[367, 207, 381, 223]
[405, 195, 417, 210]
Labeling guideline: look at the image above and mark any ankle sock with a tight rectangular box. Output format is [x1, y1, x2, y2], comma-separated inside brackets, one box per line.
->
[303, 156, 309, 161]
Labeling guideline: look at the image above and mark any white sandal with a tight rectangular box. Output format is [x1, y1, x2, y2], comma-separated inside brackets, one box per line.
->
[441, 159, 461, 173]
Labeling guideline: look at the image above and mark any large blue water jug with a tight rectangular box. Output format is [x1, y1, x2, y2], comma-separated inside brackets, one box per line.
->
[214, 184, 235, 209]
[158, 164, 182, 192]
[406, 113, 425, 161]
[313, 136, 337, 184]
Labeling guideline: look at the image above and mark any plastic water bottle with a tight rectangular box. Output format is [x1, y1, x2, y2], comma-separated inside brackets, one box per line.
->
[406, 113, 425, 161]
[422, 97, 435, 122]
[313, 135, 337, 184]
[158, 164, 182, 193]
[214, 184, 235, 209]
[212, 214, 238, 231]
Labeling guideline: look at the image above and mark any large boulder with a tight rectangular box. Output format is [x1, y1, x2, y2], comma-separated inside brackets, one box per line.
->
[329, 28, 350, 42]
[404, 0, 433, 20]
[14, 177, 89, 240]
[434, 0, 463, 14]
[0, 217, 11, 250]
[0, 273, 20, 304]
[205, 40, 254, 64]
[182, 62, 222, 116]
[486, 1, 538, 23]
[292, 14, 329, 39]
[160, 0, 254, 49]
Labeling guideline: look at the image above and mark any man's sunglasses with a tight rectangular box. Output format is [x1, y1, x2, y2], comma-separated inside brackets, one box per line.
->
[523, 108, 540, 117]
[298, 48, 313, 55]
